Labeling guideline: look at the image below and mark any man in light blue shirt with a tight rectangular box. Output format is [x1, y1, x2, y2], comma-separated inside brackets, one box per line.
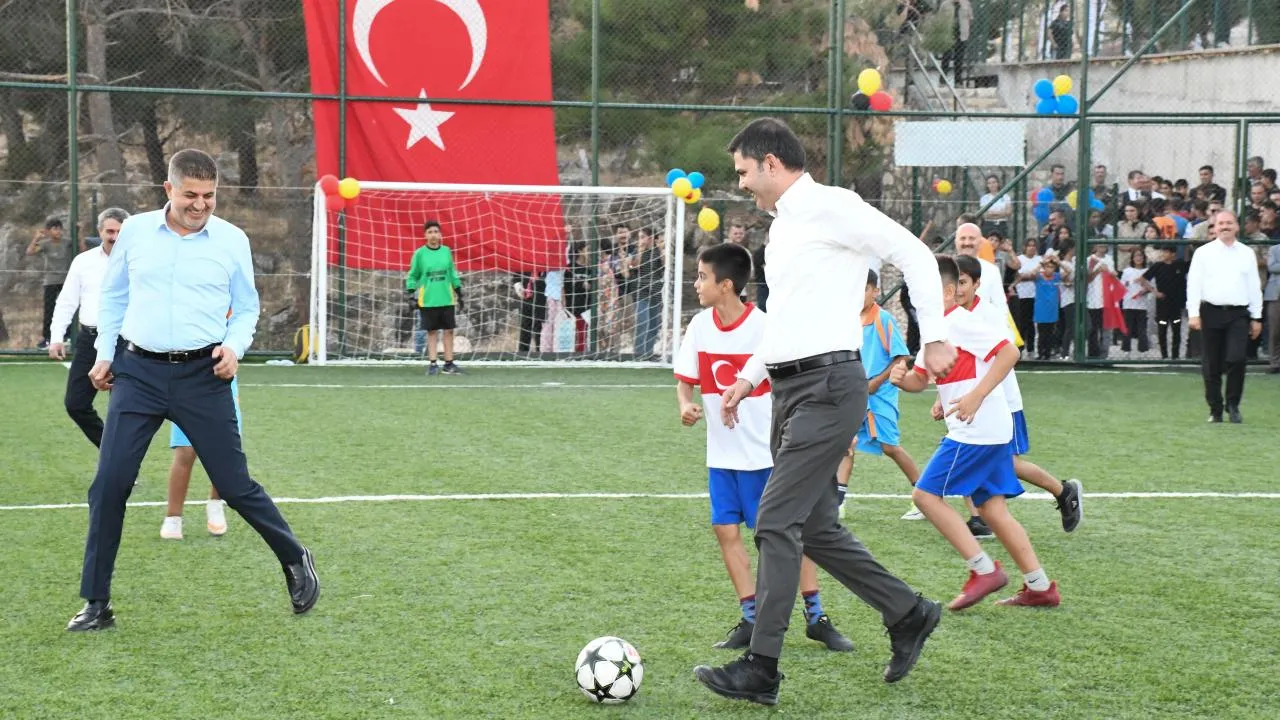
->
[68, 149, 319, 632]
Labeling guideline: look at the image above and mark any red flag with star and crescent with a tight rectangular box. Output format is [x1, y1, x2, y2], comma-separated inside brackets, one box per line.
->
[302, 0, 564, 272]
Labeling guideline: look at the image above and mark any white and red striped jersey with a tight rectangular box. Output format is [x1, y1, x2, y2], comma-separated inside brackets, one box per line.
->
[914, 305, 1013, 445]
[969, 293, 1024, 412]
[674, 304, 773, 470]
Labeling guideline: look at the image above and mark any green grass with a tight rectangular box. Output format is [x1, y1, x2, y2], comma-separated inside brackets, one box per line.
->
[1, 364, 1278, 719]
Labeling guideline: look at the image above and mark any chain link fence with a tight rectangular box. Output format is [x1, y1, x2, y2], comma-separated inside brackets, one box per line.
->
[1, 0, 1277, 363]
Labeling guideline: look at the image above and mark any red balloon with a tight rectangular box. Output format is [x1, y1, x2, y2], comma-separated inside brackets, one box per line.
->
[325, 193, 346, 212]
[931, 179, 941, 191]
[869, 91, 892, 111]
[319, 174, 340, 196]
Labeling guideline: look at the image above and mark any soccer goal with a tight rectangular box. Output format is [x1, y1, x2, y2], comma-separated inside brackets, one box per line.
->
[308, 182, 687, 365]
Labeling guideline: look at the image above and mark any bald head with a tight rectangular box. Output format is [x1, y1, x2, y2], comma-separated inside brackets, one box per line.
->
[955, 223, 984, 256]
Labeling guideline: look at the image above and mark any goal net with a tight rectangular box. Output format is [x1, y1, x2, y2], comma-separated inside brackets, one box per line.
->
[308, 182, 686, 365]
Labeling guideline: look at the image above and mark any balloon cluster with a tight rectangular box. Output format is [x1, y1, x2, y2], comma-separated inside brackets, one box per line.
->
[1031, 185, 1103, 225]
[1033, 75, 1078, 115]
[320, 174, 361, 212]
[850, 68, 892, 112]
[666, 168, 720, 232]
[931, 178, 953, 195]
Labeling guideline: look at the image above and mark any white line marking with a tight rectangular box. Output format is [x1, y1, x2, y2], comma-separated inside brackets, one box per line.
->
[2, 490, 1277, 512]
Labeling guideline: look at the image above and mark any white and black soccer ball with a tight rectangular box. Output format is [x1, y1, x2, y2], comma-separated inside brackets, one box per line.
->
[574, 636, 643, 703]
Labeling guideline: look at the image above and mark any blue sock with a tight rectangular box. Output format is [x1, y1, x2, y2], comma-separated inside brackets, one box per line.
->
[803, 591, 824, 624]
[837, 484, 848, 506]
[740, 595, 757, 623]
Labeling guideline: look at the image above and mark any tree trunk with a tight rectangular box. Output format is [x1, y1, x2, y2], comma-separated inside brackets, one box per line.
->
[0, 89, 30, 179]
[139, 99, 169, 207]
[81, 0, 131, 209]
[231, 106, 260, 195]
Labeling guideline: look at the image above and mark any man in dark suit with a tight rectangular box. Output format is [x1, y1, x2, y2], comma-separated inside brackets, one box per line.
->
[69, 149, 318, 631]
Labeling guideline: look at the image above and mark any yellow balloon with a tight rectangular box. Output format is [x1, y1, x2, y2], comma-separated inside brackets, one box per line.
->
[1052, 74, 1073, 96]
[671, 177, 692, 198]
[697, 207, 720, 232]
[338, 177, 361, 200]
[683, 188, 702, 205]
[936, 179, 953, 195]
[1065, 189, 1078, 209]
[857, 68, 882, 96]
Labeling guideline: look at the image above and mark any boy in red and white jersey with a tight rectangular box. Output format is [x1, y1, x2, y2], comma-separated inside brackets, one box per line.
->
[891, 255, 1061, 611]
[675, 243, 853, 652]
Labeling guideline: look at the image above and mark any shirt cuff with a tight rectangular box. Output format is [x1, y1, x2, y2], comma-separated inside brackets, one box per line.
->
[95, 335, 118, 363]
[737, 356, 769, 388]
[915, 314, 948, 346]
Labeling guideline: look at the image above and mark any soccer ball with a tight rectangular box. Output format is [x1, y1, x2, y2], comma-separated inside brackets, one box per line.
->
[574, 636, 643, 703]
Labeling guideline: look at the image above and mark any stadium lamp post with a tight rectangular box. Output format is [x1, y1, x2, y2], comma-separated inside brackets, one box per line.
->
[1071, 0, 1092, 363]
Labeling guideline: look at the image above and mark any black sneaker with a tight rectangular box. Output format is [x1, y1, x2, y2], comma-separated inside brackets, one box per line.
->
[713, 618, 754, 649]
[884, 596, 941, 683]
[967, 516, 994, 539]
[1227, 406, 1243, 424]
[441, 362, 466, 375]
[1055, 479, 1083, 533]
[805, 614, 854, 652]
[1208, 413, 1223, 423]
[693, 653, 783, 706]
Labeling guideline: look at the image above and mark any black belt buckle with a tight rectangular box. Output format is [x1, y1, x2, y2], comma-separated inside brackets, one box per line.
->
[81, 325, 98, 335]
[767, 350, 861, 380]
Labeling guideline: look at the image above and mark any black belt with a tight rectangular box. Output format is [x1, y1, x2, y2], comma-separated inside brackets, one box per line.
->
[126, 341, 217, 363]
[80, 325, 98, 335]
[766, 350, 861, 381]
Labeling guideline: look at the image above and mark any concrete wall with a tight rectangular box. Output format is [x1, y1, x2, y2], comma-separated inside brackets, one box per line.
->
[978, 45, 1280, 192]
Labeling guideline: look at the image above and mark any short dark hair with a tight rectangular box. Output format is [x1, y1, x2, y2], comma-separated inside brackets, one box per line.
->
[955, 254, 982, 283]
[727, 118, 806, 171]
[937, 254, 960, 287]
[956, 213, 978, 225]
[1262, 200, 1278, 211]
[1194, 199, 1210, 213]
[1127, 169, 1144, 180]
[167, 148, 218, 185]
[698, 243, 753, 294]
[1264, 168, 1277, 183]
[1199, 165, 1214, 174]
[866, 268, 879, 288]
[1243, 210, 1261, 224]
[423, 220, 441, 232]
[1050, 163, 1065, 173]
[44, 218, 63, 229]
[613, 224, 630, 233]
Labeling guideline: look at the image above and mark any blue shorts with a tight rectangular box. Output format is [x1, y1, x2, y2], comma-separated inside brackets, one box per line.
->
[916, 438, 1022, 508]
[1010, 411, 1030, 455]
[855, 411, 900, 456]
[170, 377, 243, 448]
[708, 467, 772, 529]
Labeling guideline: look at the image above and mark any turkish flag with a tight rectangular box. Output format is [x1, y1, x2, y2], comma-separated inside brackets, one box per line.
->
[1101, 273, 1129, 335]
[302, 0, 564, 272]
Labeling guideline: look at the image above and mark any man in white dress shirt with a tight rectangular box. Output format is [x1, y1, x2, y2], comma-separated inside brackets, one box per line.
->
[692, 118, 957, 706]
[48, 208, 130, 447]
[1186, 210, 1264, 424]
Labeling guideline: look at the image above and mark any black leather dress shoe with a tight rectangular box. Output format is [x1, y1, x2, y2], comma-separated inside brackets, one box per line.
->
[805, 614, 855, 652]
[884, 595, 941, 683]
[1227, 406, 1243, 424]
[693, 653, 783, 705]
[283, 547, 319, 614]
[67, 600, 114, 632]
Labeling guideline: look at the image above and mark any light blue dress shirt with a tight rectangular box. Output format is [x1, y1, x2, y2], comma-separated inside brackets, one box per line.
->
[95, 207, 260, 363]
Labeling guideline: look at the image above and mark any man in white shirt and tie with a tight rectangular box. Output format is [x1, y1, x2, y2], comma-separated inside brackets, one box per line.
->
[693, 118, 957, 706]
[1186, 210, 1264, 423]
[48, 208, 130, 447]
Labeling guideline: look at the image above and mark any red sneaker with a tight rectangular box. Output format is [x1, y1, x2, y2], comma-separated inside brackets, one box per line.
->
[997, 581, 1061, 608]
[947, 562, 1009, 611]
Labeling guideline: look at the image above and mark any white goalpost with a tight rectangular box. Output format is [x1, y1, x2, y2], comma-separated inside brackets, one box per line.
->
[308, 181, 687, 366]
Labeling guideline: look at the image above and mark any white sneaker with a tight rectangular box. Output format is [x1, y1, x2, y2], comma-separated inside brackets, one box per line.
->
[900, 505, 926, 520]
[160, 516, 184, 540]
[206, 500, 227, 536]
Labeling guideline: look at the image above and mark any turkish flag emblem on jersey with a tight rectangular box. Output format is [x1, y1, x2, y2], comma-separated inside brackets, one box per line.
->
[696, 353, 772, 398]
[302, 0, 565, 272]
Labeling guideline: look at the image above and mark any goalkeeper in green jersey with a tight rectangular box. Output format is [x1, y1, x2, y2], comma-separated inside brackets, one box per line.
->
[406, 219, 465, 375]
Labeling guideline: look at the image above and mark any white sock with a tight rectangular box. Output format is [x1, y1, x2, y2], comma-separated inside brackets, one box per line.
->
[207, 500, 223, 512]
[965, 552, 996, 575]
[1024, 568, 1051, 591]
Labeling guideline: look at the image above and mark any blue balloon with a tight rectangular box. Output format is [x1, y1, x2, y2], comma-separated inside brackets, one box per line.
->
[687, 171, 705, 190]
[1090, 198, 1105, 211]
[1036, 97, 1058, 115]
[1036, 187, 1055, 204]
[1056, 94, 1079, 114]
[1033, 204, 1052, 225]
[1034, 79, 1056, 100]
[665, 168, 686, 187]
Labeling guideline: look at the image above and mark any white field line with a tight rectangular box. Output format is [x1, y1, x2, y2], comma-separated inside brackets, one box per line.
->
[3, 490, 1279, 512]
